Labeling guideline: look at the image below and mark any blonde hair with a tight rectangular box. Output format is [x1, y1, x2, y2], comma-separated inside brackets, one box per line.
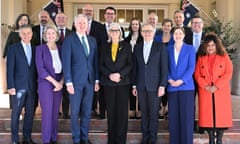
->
[43, 25, 60, 42]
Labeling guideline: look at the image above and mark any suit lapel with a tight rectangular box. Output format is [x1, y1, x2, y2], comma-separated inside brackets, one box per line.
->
[147, 42, 156, 64]
[73, 33, 87, 57]
[19, 43, 29, 66]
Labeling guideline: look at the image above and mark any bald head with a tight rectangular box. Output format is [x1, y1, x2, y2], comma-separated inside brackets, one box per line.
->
[82, 4, 94, 21]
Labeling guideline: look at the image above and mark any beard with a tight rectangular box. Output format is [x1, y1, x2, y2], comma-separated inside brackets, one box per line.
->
[41, 20, 48, 25]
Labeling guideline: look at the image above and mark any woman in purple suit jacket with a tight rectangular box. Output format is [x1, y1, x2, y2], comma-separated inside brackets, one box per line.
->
[35, 25, 63, 144]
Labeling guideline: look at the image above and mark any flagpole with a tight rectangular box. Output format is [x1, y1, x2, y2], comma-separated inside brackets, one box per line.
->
[189, 0, 215, 23]
[30, 0, 53, 20]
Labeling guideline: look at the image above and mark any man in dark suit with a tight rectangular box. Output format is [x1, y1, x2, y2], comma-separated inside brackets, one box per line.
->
[7, 24, 37, 144]
[172, 10, 192, 44]
[82, 4, 106, 119]
[190, 15, 205, 133]
[62, 14, 100, 144]
[32, 10, 50, 46]
[190, 15, 205, 53]
[102, 6, 125, 41]
[132, 23, 168, 144]
[55, 12, 72, 119]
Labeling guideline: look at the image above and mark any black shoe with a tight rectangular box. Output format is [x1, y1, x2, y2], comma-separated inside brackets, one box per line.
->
[23, 139, 37, 144]
[51, 141, 57, 144]
[97, 115, 105, 120]
[80, 139, 92, 144]
[63, 115, 70, 119]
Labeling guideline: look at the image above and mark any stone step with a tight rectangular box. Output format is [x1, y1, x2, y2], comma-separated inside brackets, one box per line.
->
[0, 132, 240, 144]
[1, 118, 240, 133]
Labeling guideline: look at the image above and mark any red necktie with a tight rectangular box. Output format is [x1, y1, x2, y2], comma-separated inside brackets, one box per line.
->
[60, 29, 64, 43]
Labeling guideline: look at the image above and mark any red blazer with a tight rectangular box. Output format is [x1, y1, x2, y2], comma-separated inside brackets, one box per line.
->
[194, 54, 233, 128]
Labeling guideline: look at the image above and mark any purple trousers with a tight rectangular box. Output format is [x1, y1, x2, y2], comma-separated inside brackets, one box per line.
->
[38, 74, 62, 143]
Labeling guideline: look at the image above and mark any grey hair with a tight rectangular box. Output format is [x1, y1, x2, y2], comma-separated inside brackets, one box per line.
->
[74, 14, 88, 23]
[141, 23, 154, 30]
[107, 22, 124, 42]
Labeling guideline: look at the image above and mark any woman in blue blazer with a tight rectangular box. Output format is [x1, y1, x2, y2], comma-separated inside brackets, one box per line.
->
[35, 25, 63, 144]
[167, 27, 196, 144]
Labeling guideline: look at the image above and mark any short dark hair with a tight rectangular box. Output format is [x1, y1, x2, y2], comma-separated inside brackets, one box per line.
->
[105, 6, 116, 14]
[162, 18, 173, 27]
[191, 15, 202, 23]
[172, 26, 185, 35]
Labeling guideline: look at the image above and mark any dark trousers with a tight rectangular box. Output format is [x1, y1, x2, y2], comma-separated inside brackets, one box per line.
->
[138, 89, 161, 144]
[104, 85, 129, 144]
[69, 81, 94, 143]
[11, 89, 35, 142]
[62, 86, 70, 117]
[98, 86, 106, 117]
[168, 90, 194, 144]
[129, 88, 140, 111]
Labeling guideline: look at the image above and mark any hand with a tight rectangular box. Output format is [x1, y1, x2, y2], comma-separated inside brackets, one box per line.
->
[158, 87, 165, 97]
[67, 85, 75, 95]
[94, 83, 100, 92]
[205, 85, 212, 93]
[174, 79, 183, 87]
[53, 81, 63, 92]
[169, 79, 183, 87]
[109, 73, 121, 83]
[132, 88, 137, 96]
[210, 85, 218, 93]
[8, 88, 16, 95]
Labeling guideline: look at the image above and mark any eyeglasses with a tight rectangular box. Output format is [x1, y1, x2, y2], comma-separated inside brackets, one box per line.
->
[110, 29, 120, 32]
[83, 9, 93, 12]
[106, 12, 115, 15]
[141, 30, 154, 33]
[192, 22, 202, 24]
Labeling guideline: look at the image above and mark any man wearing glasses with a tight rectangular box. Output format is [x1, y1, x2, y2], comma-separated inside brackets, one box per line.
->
[132, 23, 168, 144]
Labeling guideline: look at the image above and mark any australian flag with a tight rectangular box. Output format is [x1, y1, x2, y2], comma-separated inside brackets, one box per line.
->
[181, 0, 199, 26]
[44, 0, 64, 23]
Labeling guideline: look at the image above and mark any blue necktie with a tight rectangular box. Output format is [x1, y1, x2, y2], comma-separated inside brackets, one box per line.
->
[194, 34, 200, 51]
[26, 44, 32, 65]
[81, 36, 89, 56]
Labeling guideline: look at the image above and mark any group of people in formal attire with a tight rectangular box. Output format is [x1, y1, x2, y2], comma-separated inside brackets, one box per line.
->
[3, 4, 233, 144]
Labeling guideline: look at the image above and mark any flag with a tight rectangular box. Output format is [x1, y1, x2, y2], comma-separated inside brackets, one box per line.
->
[44, 0, 64, 23]
[180, 0, 199, 26]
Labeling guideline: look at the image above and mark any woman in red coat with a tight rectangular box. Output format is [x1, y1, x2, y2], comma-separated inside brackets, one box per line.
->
[194, 32, 233, 144]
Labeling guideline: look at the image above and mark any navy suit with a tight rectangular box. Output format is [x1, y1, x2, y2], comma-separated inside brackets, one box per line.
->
[167, 43, 195, 144]
[133, 41, 168, 143]
[62, 32, 99, 143]
[7, 42, 37, 143]
[56, 27, 72, 118]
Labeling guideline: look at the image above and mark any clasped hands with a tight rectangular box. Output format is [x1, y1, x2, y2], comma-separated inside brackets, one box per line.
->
[109, 73, 121, 83]
[205, 85, 218, 93]
[168, 79, 183, 87]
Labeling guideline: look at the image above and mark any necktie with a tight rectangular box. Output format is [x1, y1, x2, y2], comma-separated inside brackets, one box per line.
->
[25, 44, 32, 65]
[60, 29, 64, 43]
[194, 34, 200, 51]
[87, 22, 91, 35]
[41, 26, 45, 44]
[81, 36, 89, 56]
